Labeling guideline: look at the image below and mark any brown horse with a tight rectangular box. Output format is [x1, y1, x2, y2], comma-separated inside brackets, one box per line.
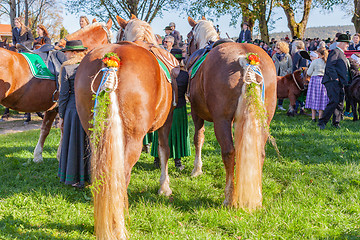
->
[186, 17, 277, 209]
[277, 68, 309, 116]
[75, 17, 177, 238]
[0, 20, 112, 163]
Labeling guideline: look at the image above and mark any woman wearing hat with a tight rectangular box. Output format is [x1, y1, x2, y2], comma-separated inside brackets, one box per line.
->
[236, 22, 252, 43]
[58, 40, 90, 188]
[151, 48, 190, 170]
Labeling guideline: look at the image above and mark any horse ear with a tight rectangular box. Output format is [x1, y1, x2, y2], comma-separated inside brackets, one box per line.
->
[106, 18, 112, 30]
[188, 16, 197, 28]
[201, 16, 206, 20]
[92, 18, 97, 23]
[130, 14, 137, 19]
[116, 15, 128, 29]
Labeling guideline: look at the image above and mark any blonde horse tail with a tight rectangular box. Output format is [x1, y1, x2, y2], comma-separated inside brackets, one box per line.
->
[91, 90, 127, 239]
[232, 60, 266, 210]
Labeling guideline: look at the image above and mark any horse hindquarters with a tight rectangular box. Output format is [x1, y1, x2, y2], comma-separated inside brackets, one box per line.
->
[232, 84, 265, 209]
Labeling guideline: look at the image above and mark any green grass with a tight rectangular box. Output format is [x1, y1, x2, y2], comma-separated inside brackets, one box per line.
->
[1, 102, 360, 239]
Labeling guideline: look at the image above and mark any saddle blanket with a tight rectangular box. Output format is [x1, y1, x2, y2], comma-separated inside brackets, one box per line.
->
[190, 53, 208, 79]
[21, 52, 55, 80]
[156, 58, 171, 82]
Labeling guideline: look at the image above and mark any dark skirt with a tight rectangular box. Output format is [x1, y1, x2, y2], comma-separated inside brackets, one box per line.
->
[58, 96, 90, 185]
[151, 106, 191, 159]
[143, 132, 153, 145]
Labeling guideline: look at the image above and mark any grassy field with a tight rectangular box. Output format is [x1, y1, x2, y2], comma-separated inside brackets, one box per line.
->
[0, 104, 360, 239]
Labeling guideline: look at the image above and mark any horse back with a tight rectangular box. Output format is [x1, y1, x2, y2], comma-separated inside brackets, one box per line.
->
[75, 43, 173, 136]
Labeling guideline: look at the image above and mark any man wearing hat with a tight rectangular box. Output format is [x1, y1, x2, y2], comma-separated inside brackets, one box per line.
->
[318, 34, 351, 130]
[58, 40, 90, 188]
[169, 22, 181, 48]
[236, 22, 252, 43]
[152, 48, 190, 170]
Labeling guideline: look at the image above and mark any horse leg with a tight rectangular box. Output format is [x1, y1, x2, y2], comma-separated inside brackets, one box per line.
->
[213, 119, 235, 206]
[191, 112, 205, 177]
[352, 98, 358, 121]
[287, 94, 296, 117]
[124, 137, 144, 187]
[157, 114, 173, 196]
[33, 110, 57, 163]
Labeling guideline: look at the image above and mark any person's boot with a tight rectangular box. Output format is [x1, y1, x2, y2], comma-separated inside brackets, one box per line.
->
[24, 112, 31, 124]
[153, 157, 160, 169]
[174, 158, 184, 171]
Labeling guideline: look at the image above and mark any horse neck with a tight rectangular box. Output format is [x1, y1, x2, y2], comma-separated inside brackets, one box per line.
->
[194, 21, 219, 49]
[62, 24, 111, 49]
[293, 71, 304, 89]
[124, 21, 158, 46]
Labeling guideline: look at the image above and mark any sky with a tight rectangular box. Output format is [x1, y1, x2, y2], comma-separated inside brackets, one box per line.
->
[62, 5, 353, 40]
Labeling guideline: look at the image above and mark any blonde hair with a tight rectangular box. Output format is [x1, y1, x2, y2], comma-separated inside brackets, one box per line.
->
[80, 16, 90, 26]
[317, 47, 328, 63]
[276, 41, 289, 54]
[14, 17, 29, 36]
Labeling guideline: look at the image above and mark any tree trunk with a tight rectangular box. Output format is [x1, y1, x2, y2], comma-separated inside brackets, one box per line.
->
[240, 4, 255, 35]
[257, 0, 269, 43]
[25, 0, 29, 26]
[352, 0, 360, 33]
[9, 0, 16, 27]
[281, 0, 312, 39]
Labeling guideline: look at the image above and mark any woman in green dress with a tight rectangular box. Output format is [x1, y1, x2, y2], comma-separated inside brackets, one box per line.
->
[151, 49, 190, 170]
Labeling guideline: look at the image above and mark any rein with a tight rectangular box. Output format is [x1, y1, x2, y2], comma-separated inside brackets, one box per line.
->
[291, 73, 305, 91]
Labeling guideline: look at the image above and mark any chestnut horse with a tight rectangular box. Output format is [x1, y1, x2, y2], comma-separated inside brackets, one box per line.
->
[277, 68, 309, 116]
[186, 17, 277, 209]
[75, 17, 177, 238]
[0, 20, 112, 163]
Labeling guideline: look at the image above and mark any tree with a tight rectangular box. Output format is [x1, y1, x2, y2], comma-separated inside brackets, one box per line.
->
[187, 0, 275, 43]
[277, 0, 312, 39]
[66, 0, 182, 30]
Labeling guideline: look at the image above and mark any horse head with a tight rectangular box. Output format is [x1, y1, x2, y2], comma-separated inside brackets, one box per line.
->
[116, 15, 158, 46]
[56, 19, 113, 50]
[186, 16, 220, 56]
[295, 67, 310, 91]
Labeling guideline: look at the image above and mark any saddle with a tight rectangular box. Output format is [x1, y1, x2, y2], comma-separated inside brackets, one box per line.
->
[186, 38, 234, 78]
[16, 43, 67, 81]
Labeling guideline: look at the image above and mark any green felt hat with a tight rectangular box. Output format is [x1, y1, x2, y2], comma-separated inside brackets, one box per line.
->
[61, 40, 87, 51]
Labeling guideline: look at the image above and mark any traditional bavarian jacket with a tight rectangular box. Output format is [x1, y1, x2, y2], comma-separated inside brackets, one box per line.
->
[307, 58, 326, 77]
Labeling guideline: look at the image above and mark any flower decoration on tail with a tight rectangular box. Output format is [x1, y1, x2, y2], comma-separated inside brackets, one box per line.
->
[102, 52, 121, 68]
[246, 53, 260, 65]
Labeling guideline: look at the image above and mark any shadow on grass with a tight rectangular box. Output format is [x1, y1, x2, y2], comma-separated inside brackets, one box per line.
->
[0, 214, 92, 240]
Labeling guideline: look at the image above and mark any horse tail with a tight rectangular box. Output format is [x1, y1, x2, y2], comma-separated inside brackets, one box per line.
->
[91, 89, 127, 239]
[232, 57, 266, 210]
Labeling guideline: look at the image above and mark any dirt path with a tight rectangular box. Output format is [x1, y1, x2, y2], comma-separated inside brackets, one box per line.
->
[0, 114, 43, 135]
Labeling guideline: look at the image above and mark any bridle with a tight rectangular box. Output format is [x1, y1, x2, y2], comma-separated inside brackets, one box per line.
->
[291, 68, 307, 91]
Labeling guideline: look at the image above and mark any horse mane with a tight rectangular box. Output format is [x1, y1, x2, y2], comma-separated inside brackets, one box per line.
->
[193, 20, 219, 49]
[68, 22, 113, 42]
[122, 19, 158, 46]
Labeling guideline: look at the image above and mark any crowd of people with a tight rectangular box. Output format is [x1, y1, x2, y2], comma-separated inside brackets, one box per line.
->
[1, 17, 359, 189]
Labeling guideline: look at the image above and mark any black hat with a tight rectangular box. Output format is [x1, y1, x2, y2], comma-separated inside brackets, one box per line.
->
[170, 48, 184, 60]
[337, 34, 350, 43]
[61, 40, 87, 51]
[299, 50, 310, 60]
[164, 26, 172, 31]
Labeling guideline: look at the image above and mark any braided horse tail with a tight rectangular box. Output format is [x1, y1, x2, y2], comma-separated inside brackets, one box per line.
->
[232, 56, 267, 209]
[91, 72, 127, 239]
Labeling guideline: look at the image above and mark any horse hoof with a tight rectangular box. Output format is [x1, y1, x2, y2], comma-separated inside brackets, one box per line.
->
[158, 187, 172, 196]
[33, 156, 43, 163]
[191, 169, 203, 177]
